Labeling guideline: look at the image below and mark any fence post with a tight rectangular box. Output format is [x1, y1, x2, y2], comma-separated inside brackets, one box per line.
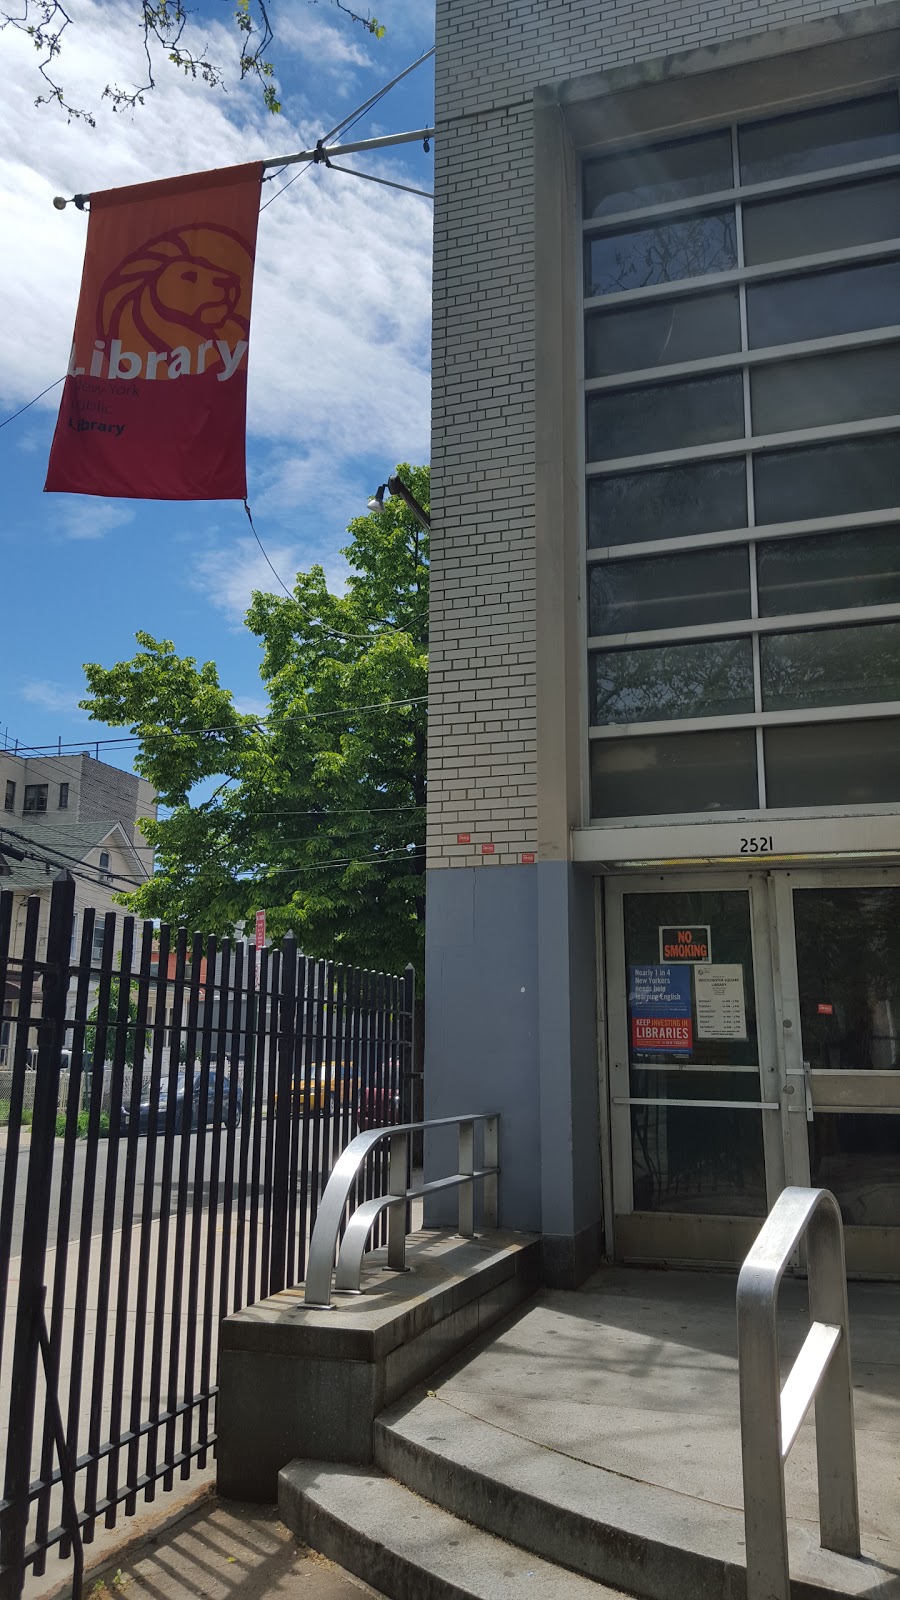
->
[269, 934, 297, 1294]
[0, 872, 75, 1600]
[458, 1120, 475, 1237]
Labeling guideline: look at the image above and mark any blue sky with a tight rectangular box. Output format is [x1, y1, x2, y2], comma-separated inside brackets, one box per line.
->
[0, 0, 434, 761]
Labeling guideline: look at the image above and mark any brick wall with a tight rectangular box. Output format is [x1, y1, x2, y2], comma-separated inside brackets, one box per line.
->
[426, 0, 882, 868]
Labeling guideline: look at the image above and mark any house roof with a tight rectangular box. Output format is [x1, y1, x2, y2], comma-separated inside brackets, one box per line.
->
[0, 819, 147, 893]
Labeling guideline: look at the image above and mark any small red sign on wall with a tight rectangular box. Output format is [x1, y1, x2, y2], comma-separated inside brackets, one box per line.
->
[457, 833, 471, 844]
[481, 842, 495, 855]
[521, 852, 535, 864]
[817, 1003, 834, 1015]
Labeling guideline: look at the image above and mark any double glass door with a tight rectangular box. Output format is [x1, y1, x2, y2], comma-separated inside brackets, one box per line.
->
[604, 871, 900, 1275]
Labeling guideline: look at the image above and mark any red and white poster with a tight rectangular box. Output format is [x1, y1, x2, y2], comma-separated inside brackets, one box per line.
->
[45, 161, 263, 501]
[255, 909, 266, 950]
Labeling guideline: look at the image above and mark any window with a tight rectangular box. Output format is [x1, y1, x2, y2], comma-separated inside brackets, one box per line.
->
[738, 93, 900, 185]
[585, 209, 737, 296]
[588, 457, 747, 548]
[589, 546, 751, 635]
[99, 850, 111, 876]
[750, 346, 900, 436]
[590, 729, 758, 818]
[746, 259, 900, 349]
[756, 527, 900, 616]
[586, 288, 741, 378]
[590, 638, 754, 724]
[760, 621, 900, 711]
[764, 719, 900, 806]
[91, 923, 106, 964]
[587, 372, 744, 461]
[742, 176, 900, 268]
[23, 784, 48, 815]
[583, 91, 900, 820]
[58, 783, 69, 810]
[4, 781, 14, 814]
[584, 128, 734, 218]
[754, 435, 900, 526]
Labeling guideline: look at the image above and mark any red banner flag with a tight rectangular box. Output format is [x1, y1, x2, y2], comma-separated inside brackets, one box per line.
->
[45, 162, 263, 501]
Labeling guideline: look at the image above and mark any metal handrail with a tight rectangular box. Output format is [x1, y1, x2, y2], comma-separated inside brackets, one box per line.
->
[304, 1114, 499, 1308]
[737, 1187, 860, 1600]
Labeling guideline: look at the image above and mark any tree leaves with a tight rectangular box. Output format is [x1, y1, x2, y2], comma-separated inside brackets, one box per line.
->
[81, 466, 428, 978]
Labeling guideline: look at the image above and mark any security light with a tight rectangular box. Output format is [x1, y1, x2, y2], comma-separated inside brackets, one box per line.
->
[365, 475, 430, 531]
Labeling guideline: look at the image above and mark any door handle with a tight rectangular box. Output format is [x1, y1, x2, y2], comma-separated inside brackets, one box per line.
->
[802, 1058, 814, 1124]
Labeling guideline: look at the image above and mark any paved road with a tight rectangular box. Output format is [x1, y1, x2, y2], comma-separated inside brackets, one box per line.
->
[0, 1117, 340, 1258]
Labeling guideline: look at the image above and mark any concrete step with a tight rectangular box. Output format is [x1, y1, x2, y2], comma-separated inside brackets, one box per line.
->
[374, 1390, 899, 1600]
[279, 1459, 631, 1600]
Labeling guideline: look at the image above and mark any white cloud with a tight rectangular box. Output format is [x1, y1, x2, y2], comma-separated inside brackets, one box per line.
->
[56, 501, 135, 540]
[0, 0, 432, 497]
[20, 680, 87, 714]
[191, 533, 349, 623]
[274, 8, 374, 69]
[233, 693, 270, 719]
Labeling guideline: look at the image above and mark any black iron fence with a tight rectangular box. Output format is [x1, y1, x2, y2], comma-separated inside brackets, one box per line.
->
[0, 874, 413, 1600]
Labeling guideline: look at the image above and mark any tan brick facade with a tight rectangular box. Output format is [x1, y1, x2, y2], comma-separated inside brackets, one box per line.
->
[426, 0, 888, 869]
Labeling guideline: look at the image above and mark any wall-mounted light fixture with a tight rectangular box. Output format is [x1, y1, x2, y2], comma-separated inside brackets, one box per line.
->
[367, 474, 430, 531]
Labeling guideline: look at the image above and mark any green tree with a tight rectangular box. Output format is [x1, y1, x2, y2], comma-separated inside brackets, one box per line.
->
[85, 979, 140, 1068]
[81, 465, 428, 978]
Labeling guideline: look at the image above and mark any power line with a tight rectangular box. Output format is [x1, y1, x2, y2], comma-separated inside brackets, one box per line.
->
[244, 845, 426, 883]
[241, 499, 428, 642]
[0, 826, 146, 890]
[240, 803, 425, 817]
[9, 695, 429, 757]
[0, 375, 65, 430]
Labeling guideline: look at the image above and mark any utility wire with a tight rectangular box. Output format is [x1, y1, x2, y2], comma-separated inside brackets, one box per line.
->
[9, 694, 429, 757]
[0, 827, 146, 890]
[243, 844, 426, 882]
[0, 375, 65, 430]
[259, 157, 313, 213]
[242, 499, 427, 642]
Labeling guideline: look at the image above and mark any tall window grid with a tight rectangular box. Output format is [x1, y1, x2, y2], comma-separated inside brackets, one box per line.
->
[583, 90, 900, 821]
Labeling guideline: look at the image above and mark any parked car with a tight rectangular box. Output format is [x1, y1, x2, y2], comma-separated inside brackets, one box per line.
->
[119, 1068, 242, 1134]
[272, 1063, 400, 1127]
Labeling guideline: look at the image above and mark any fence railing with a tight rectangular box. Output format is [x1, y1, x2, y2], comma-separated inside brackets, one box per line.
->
[303, 1113, 499, 1307]
[0, 875, 412, 1600]
[737, 1186, 860, 1600]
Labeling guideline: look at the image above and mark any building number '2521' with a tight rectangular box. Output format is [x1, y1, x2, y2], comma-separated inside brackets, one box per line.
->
[740, 836, 775, 854]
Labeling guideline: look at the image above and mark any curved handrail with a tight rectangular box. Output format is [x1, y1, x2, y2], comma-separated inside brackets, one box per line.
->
[304, 1114, 499, 1307]
[737, 1186, 859, 1600]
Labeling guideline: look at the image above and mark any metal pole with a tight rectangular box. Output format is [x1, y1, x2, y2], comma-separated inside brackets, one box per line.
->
[263, 126, 435, 170]
[66, 126, 436, 208]
[318, 46, 435, 144]
[0, 873, 75, 1600]
[482, 1117, 499, 1229]
[458, 1120, 475, 1238]
[386, 1132, 408, 1271]
[807, 1204, 860, 1557]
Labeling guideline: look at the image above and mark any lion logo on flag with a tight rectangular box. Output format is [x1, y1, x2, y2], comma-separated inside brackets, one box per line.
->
[96, 224, 254, 376]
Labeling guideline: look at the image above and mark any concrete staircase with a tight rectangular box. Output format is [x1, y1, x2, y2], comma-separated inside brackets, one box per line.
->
[276, 1268, 900, 1600]
[280, 1387, 893, 1600]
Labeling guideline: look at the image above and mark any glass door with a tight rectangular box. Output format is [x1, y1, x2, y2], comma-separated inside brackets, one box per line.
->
[773, 874, 900, 1276]
[605, 875, 784, 1266]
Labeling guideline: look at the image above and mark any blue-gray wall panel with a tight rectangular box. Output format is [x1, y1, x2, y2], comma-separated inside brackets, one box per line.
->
[425, 866, 541, 1230]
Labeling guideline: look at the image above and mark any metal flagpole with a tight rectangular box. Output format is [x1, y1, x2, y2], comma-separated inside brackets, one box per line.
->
[54, 43, 437, 210]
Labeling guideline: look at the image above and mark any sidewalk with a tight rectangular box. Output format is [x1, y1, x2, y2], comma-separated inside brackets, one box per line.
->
[38, 1490, 379, 1600]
